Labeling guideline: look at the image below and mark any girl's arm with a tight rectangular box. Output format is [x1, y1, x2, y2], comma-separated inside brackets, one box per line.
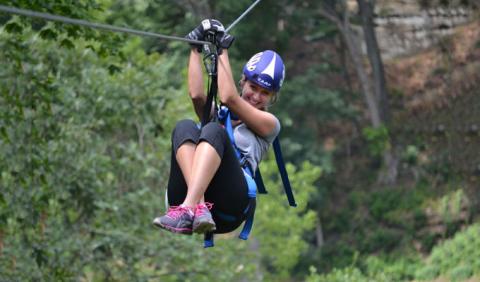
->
[217, 50, 278, 138]
[188, 48, 207, 120]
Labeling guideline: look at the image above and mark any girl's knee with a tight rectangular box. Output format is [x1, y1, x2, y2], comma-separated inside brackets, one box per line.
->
[171, 119, 200, 148]
[202, 122, 225, 137]
[174, 119, 198, 133]
[172, 119, 198, 138]
[199, 122, 228, 157]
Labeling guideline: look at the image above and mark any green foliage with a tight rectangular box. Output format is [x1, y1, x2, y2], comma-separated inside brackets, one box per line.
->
[1, 0, 124, 58]
[363, 255, 421, 281]
[0, 26, 184, 280]
[307, 265, 390, 282]
[361, 228, 403, 253]
[253, 160, 320, 279]
[276, 64, 357, 166]
[0, 26, 319, 281]
[431, 189, 470, 225]
[307, 253, 422, 282]
[307, 266, 369, 282]
[415, 223, 480, 281]
[368, 188, 425, 224]
[308, 181, 434, 275]
[362, 125, 390, 157]
[1, 1, 480, 281]
[402, 145, 419, 165]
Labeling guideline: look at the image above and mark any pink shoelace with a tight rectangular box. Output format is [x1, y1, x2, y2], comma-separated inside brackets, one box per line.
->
[166, 205, 193, 219]
[195, 202, 214, 216]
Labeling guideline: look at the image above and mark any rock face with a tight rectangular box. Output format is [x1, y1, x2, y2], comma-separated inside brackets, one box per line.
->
[352, 0, 474, 59]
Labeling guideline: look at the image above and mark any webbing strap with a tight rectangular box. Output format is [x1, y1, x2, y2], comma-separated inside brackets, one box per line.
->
[204, 197, 256, 248]
[204, 232, 214, 248]
[220, 107, 295, 205]
[205, 107, 297, 248]
[224, 110, 243, 160]
[201, 76, 217, 126]
[238, 199, 256, 240]
[272, 138, 297, 207]
[254, 169, 268, 194]
[243, 170, 257, 201]
[201, 47, 218, 127]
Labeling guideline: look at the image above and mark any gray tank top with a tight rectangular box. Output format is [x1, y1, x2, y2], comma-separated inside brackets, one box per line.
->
[233, 118, 281, 172]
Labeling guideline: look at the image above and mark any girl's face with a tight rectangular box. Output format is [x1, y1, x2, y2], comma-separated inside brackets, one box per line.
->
[240, 80, 275, 110]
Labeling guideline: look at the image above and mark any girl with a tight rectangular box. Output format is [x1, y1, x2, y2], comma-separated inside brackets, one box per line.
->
[153, 19, 285, 236]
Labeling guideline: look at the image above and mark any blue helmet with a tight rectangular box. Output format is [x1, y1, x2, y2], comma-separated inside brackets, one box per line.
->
[243, 50, 285, 92]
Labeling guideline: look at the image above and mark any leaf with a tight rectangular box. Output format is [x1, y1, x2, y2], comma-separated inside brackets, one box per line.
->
[60, 38, 75, 49]
[108, 64, 122, 75]
[4, 21, 23, 34]
[0, 127, 9, 143]
[39, 28, 58, 40]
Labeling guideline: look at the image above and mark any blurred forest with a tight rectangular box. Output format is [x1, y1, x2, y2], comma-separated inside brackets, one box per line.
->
[1, 0, 479, 281]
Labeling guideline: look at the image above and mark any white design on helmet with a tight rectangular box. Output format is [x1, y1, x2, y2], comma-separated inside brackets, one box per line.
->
[246, 52, 263, 72]
[261, 52, 277, 80]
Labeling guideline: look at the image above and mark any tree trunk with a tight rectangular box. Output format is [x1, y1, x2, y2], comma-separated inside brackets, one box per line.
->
[357, 0, 398, 184]
[336, 35, 354, 93]
[0, 229, 3, 255]
[341, 23, 382, 128]
[381, 149, 399, 184]
[315, 219, 325, 248]
[357, 0, 390, 123]
[319, 1, 398, 184]
[318, 3, 382, 128]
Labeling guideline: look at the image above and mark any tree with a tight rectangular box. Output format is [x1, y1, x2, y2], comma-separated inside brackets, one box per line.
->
[316, 0, 398, 184]
[0, 2, 321, 280]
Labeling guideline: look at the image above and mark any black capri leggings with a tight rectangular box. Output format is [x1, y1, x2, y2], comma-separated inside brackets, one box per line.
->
[167, 119, 250, 233]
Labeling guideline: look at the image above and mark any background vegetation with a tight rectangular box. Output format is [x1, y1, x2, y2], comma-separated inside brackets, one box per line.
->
[1, 0, 479, 281]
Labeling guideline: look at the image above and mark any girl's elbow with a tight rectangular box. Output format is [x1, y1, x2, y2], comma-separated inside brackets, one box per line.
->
[189, 91, 204, 99]
[219, 94, 235, 106]
[190, 95, 206, 107]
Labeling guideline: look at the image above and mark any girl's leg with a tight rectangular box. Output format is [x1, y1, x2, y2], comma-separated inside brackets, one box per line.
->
[204, 132, 249, 234]
[176, 142, 208, 204]
[155, 121, 248, 234]
[166, 120, 223, 208]
[182, 141, 221, 208]
[180, 122, 230, 208]
[154, 119, 202, 234]
[155, 121, 225, 234]
[175, 142, 196, 186]
[165, 120, 200, 206]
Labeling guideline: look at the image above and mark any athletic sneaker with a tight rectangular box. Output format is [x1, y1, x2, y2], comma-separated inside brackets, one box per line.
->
[192, 202, 216, 234]
[152, 205, 194, 235]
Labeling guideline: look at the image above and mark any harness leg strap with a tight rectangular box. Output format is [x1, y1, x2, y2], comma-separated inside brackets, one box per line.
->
[239, 199, 256, 240]
[204, 231, 215, 248]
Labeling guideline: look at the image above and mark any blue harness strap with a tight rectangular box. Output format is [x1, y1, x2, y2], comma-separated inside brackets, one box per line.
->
[204, 232, 214, 248]
[204, 106, 296, 247]
[272, 137, 297, 207]
[254, 169, 268, 194]
[238, 169, 257, 240]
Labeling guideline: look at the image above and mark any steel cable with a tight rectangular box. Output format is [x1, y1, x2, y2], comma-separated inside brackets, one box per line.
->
[0, 0, 263, 42]
[226, 0, 262, 32]
[0, 4, 210, 45]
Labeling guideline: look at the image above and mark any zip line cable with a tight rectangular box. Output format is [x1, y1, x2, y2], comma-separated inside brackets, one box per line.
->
[0, 1, 262, 45]
[0, 5, 209, 45]
[225, 0, 262, 32]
